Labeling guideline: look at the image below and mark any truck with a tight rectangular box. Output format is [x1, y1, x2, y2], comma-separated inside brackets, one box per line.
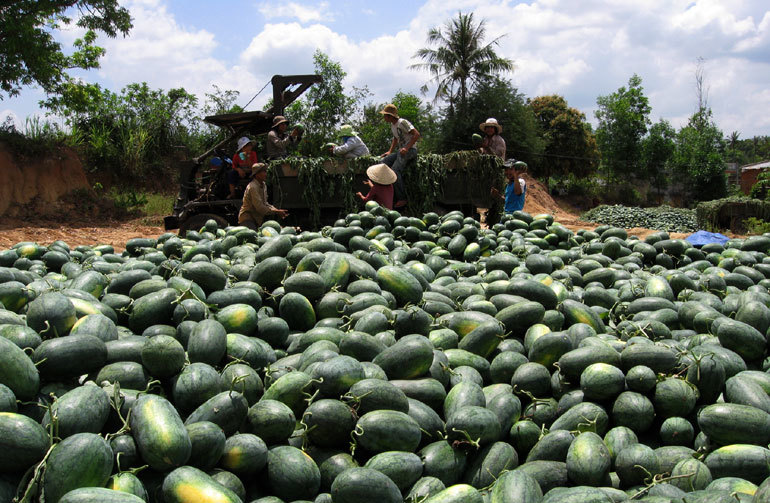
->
[163, 74, 501, 234]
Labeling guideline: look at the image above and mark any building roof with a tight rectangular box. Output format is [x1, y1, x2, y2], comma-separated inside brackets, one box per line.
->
[741, 160, 770, 171]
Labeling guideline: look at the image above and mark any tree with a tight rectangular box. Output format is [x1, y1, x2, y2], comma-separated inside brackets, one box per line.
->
[529, 95, 598, 183]
[436, 76, 542, 162]
[0, 0, 132, 99]
[641, 119, 676, 198]
[594, 74, 651, 188]
[411, 12, 513, 114]
[287, 50, 370, 156]
[356, 92, 440, 155]
[672, 107, 727, 201]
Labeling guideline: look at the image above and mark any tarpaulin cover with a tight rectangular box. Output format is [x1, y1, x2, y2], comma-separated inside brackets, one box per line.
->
[685, 230, 730, 247]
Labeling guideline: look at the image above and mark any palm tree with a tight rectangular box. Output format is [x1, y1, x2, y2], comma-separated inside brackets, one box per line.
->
[410, 12, 514, 113]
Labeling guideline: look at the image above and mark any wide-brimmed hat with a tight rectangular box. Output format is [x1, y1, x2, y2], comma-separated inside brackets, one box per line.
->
[237, 136, 254, 152]
[379, 104, 399, 118]
[272, 116, 289, 128]
[251, 163, 268, 175]
[366, 163, 397, 185]
[480, 118, 502, 133]
[337, 124, 358, 138]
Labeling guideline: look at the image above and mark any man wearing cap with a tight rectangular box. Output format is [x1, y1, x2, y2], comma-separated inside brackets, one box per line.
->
[328, 124, 370, 159]
[479, 118, 506, 159]
[491, 160, 528, 213]
[356, 163, 397, 209]
[379, 104, 420, 208]
[239, 163, 289, 229]
[230, 136, 257, 198]
[266, 115, 300, 160]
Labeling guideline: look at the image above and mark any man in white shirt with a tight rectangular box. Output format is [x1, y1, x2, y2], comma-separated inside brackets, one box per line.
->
[379, 104, 420, 209]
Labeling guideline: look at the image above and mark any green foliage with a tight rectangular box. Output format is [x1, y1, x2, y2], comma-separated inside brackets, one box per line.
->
[672, 107, 727, 202]
[0, 0, 132, 98]
[0, 117, 67, 159]
[265, 152, 501, 228]
[42, 80, 224, 183]
[357, 92, 441, 156]
[411, 11, 514, 112]
[725, 133, 770, 165]
[749, 169, 770, 201]
[641, 119, 676, 196]
[109, 188, 148, 210]
[696, 197, 770, 232]
[549, 173, 601, 200]
[744, 217, 770, 235]
[529, 94, 598, 181]
[595, 74, 651, 187]
[289, 51, 370, 156]
[438, 77, 543, 165]
[581, 204, 697, 232]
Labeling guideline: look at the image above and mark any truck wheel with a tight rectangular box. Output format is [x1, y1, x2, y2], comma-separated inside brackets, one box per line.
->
[178, 213, 229, 236]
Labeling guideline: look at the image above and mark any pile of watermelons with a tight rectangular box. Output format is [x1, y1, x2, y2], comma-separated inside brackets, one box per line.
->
[581, 205, 698, 233]
[1, 204, 770, 503]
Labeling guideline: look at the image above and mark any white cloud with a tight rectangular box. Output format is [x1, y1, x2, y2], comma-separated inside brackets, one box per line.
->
[258, 1, 333, 23]
[94, 0, 226, 97]
[6, 0, 770, 138]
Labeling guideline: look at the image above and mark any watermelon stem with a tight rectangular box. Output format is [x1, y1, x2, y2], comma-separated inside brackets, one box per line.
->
[628, 469, 697, 500]
[450, 428, 481, 450]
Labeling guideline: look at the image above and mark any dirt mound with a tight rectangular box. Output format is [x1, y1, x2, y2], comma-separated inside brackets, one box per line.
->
[0, 145, 90, 217]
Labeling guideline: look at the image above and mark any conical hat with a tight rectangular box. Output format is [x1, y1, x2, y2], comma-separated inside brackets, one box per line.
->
[366, 163, 397, 185]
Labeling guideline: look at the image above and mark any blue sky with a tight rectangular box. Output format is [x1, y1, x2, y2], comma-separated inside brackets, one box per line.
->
[3, 0, 770, 137]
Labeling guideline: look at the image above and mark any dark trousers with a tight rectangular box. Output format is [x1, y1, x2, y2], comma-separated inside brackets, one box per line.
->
[382, 148, 417, 202]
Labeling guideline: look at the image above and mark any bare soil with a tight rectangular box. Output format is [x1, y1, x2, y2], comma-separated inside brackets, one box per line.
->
[0, 173, 698, 252]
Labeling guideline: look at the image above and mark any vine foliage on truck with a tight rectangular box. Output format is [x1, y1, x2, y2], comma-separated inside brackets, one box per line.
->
[267, 151, 503, 228]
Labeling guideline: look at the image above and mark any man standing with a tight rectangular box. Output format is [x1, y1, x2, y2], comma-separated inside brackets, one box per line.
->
[491, 160, 528, 213]
[238, 163, 288, 229]
[266, 116, 300, 160]
[379, 104, 420, 209]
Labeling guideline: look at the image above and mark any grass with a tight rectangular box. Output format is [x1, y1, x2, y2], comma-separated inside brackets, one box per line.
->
[140, 192, 175, 225]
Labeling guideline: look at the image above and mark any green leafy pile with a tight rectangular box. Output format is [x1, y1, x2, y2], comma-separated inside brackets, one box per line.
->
[581, 204, 697, 232]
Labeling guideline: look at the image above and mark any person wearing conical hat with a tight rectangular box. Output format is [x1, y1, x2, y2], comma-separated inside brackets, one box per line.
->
[229, 136, 257, 198]
[266, 115, 300, 160]
[379, 103, 420, 209]
[479, 118, 506, 159]
[356, 163, 397, 210]
[239, 163, 288, 229]
[328, 124, 370, 159]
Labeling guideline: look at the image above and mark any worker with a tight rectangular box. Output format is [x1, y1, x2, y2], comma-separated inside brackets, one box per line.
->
[356, 163, 396, 209]
[491, 160, 528, 213]
[229, 136, 256, 198]
[266, 116, 300, 160]
[328, 124, 370, 158]
[238, 163, 288, 229]
[379, 104, 420, 209]
[479, 118, 506, 159]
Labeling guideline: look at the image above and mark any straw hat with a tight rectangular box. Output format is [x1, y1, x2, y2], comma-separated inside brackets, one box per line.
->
[366, 163, 397, 185]
[379, 104, 399, 118]
[337, 124, 358, 138]
[272, 116, 289, 128]
[251, 163, 268, 175]
[236, 136, 254, 152]
[479, 118, 502, 133]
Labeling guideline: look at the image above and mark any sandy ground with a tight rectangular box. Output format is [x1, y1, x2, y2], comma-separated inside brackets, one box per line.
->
[0, 175, 694, 251]
[0, 217, 164, 252]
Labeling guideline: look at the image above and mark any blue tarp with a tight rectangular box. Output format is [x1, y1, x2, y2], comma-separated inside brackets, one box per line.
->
[685, 230, 730, 247]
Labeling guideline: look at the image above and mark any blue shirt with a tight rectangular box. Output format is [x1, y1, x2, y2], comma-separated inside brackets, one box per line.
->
[504, 178, 526, 213]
